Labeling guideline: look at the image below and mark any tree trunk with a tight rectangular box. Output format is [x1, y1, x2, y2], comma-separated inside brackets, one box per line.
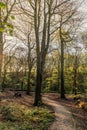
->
[34, 61, 43, 106]
[26, 70, 31, 95]
[60, 24, 65, 99]
[73, 55, 78, 95]
[1, 69, 6, 92]
[34, 0, 51, 106]
[26, 33, 31, 95]
[73, 69, 77, 95]
[60, 40, 65, 98]
[57, 59, 60, 93]
[21, 81, 23, 91]
[0, 32, 3, 80]
[0, 8, 3, 81]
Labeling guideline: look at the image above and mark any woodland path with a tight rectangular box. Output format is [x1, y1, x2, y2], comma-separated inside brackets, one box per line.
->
[43, 96, 77, 130]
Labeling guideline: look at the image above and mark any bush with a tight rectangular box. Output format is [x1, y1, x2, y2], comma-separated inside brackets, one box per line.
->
[0, 103, 55, 130]
[0, 105, 17, 121]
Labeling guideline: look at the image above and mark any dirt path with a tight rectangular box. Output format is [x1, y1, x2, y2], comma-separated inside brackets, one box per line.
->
[43, 97, 76, 130]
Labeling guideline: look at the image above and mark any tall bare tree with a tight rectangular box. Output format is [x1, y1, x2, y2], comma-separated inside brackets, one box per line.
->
[19, 0, 85, 105]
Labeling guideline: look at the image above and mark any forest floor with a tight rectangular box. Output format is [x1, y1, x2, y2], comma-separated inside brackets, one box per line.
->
[43, 93, 87, 130]
[0, 91, 87, 130]
[0, 90, 54, 130]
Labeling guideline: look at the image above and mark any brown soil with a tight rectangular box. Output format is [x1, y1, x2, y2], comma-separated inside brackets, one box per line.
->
[0, 90, 34, 107]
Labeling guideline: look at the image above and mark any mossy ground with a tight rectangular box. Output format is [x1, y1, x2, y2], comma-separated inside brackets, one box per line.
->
[0, 91, 55, 130]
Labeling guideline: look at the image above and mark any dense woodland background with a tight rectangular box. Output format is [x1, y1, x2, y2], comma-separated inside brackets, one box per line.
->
[0, 0, 87, 106]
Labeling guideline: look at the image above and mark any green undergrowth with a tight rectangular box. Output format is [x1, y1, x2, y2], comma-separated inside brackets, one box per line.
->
[0, 100, 55, 130]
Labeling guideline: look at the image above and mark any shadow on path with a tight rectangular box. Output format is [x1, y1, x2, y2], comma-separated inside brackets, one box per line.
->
[43, 97, 76, 130]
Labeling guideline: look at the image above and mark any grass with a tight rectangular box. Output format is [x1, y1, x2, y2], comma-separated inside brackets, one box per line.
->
[0, 98, 55, 130]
